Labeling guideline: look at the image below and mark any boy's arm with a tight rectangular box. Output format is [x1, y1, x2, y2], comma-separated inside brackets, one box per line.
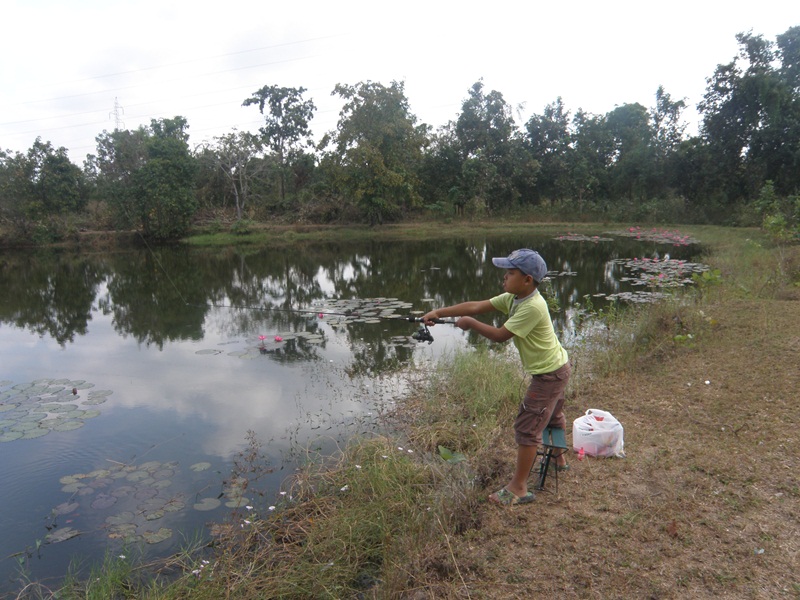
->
[456, 317, 515, 343]
[422, 300, 495, 322]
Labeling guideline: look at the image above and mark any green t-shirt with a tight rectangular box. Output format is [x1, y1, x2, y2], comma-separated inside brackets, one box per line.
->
[490, 291, 569, 375]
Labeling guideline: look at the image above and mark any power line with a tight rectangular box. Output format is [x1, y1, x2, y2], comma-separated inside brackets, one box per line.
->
[1, 34, 347, 109]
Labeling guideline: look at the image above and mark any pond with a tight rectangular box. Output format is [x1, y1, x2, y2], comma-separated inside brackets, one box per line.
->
[0, 228, 705, 592]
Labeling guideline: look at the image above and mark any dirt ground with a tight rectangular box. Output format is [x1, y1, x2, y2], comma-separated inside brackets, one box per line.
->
[437, 297, 800, 599]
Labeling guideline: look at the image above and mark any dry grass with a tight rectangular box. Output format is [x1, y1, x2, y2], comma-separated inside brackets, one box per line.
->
[444, 298, 800, 599]
[420, 237, 800, 600]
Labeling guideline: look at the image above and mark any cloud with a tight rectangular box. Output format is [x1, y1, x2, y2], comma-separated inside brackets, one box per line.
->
[2, 0, 797, 159]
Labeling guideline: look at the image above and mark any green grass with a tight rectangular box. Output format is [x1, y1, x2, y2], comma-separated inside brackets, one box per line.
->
[181, 220, 601, 247]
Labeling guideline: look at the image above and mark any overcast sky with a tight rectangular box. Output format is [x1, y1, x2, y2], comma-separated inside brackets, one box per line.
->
[2, 0, 798, 162]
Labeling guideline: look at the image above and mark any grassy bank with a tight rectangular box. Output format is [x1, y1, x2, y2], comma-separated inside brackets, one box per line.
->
[180, 220, 596, 247]
[15, 226, 800, 599]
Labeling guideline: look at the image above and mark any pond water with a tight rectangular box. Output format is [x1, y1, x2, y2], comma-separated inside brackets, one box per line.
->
[0, 229, 704, 592]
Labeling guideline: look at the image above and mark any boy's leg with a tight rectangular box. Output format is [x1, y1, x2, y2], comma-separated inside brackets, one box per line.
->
[543, 362, 571, 467]
[513, 363, 571, 479]
[503, 444, 537, 499]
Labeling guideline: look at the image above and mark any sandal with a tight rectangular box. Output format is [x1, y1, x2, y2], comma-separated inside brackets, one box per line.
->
[489, 488, 536, 506]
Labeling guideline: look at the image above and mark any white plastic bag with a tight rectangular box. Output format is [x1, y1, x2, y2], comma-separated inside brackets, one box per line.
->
[572, 409, 625, 458]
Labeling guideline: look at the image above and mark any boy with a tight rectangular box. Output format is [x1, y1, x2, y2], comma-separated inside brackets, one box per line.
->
[422, 248, 571, 506]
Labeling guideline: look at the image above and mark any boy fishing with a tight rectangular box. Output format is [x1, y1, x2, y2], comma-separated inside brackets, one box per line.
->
[422, 248, 571, 506]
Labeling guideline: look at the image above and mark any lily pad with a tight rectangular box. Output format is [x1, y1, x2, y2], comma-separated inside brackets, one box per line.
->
[92, 494, 117, 509]
[190, 462, 212, 472]
[193, 497, 221, 511]
[196, 349, 222, 355]
[107, 523, 139, 541]
[21, 428, 50, 439]
[46, 527, 80, 544]
[163, 499, 185, 512]
[48, 404, 79, 414]
[82, 397, 107, 406]
[225, 496, 251, 509]
[86, 469, 111, 478]
[53, 501, 79, 515]
[61, 482, 86, 493]
[18, 412, 48, 422]
[11, 421, 41, 432]
[53, 420, 85, 432]
[88, 477, 113, 489]
[139, 497, 168, 511]
[111, 485, 137, 497]
[142, 527, 172, 544]
[105, 511, 135, 526]
[134, 487, 158, 500]
[0, 431, 24, 442]
[126, 470, 150, 482]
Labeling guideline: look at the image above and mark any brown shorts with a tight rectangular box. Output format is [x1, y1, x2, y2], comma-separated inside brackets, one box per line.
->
[514, 362, 571, 446]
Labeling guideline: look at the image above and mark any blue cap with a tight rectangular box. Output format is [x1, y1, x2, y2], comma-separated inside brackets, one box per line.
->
[492, 249, 548, 282]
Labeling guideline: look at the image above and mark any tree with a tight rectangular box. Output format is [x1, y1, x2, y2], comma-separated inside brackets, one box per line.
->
[698, 28, 800, 203]
[243, 85, 316, 203]
[0, 139, 85, 238]
[605, 103, 653, 201]
[570, 109, 613, 207]
[325, 80, 428, 224]
[92, 117, 197, 239]
[647, 86, 688, 197]
[525, 97, 573, 202]
[201, 130, 266, 220]
[456, 80, 516, 160]
[650, 86, 687, 162]
[88, 128, 148, 201]
[454, 80, 532, 213]
[419, 122, 467, 214]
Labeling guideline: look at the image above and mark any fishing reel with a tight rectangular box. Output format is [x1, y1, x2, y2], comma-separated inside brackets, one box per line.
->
[411, 324, 435, 344]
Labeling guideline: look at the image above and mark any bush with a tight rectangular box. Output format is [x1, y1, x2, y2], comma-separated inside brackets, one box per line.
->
[230, 218, 255, 235]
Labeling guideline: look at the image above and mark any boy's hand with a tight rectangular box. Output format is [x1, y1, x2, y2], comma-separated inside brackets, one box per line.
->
[421, 310, 440, 325]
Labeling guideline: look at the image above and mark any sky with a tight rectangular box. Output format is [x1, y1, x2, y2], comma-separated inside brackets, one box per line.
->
[2, 0, 799, 163]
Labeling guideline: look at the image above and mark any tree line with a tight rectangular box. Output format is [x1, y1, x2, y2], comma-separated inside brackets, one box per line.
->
[1, 27, 798, 242]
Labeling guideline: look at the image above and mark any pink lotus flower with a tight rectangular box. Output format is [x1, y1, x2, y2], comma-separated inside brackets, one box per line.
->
[274, 335, 283, 342]
[258, 335, 266, 342]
